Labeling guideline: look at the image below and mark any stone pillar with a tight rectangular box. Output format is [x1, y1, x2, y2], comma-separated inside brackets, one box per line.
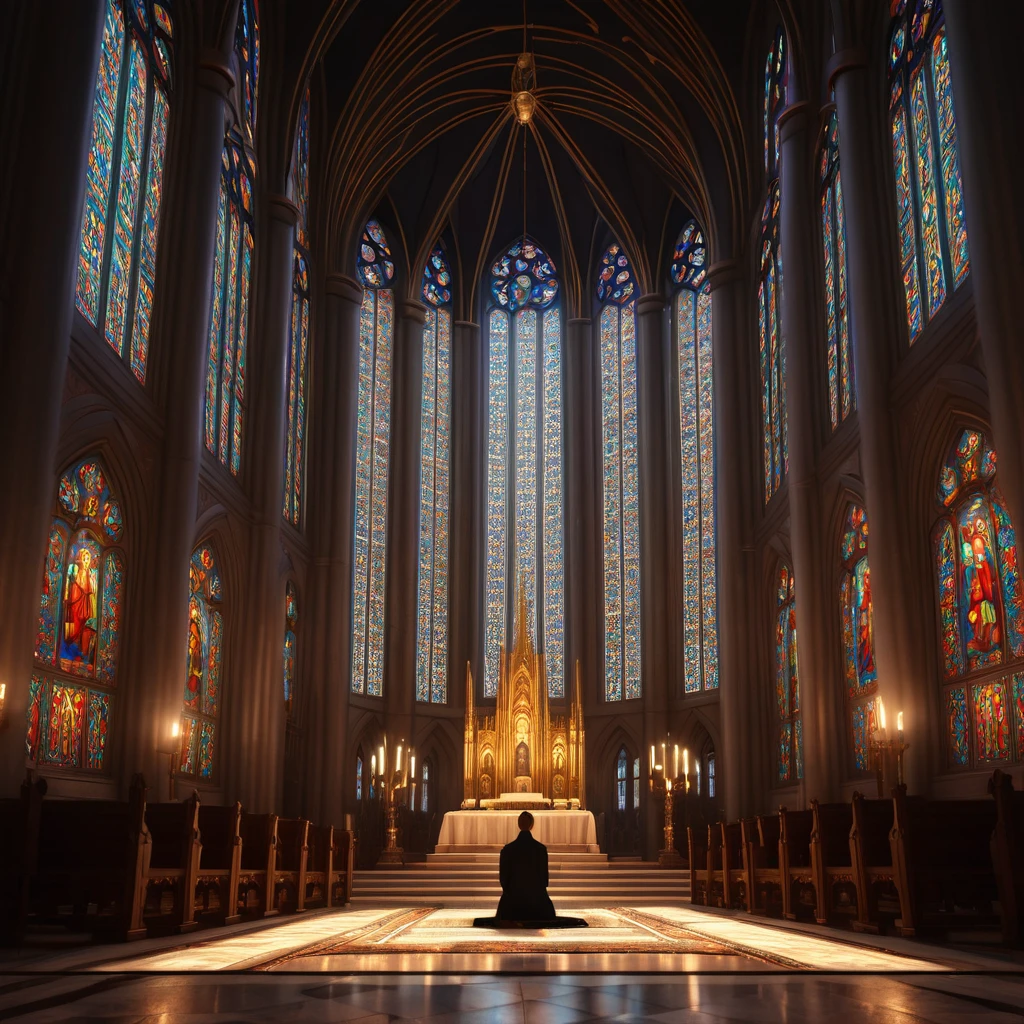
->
[943, 1, 1024, 532]
[0, 0, 104, 794]
[829, 23, 932, 787]
[636, 293, 670, 858]
[227, 194, 296, 812]
[708, 261, 757, 819]
[448, 321, 482, 707]
[117, 50, 236, 793]
[306, 273, 361, 825]
[778, 102, 842, 803]
[385, 299, 426, 745]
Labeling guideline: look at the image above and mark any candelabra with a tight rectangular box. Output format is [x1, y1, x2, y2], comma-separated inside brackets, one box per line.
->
[649, 741, 687, 869]
[869, 700, 908, 799]
[374, 739, 414, 866]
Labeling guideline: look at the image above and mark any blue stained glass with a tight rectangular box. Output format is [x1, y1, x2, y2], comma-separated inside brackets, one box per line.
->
[515, 308, 538, 643]
[601, 305, 623, 702]
[759, 183, 784, 502]
[542, 307, 564, 698]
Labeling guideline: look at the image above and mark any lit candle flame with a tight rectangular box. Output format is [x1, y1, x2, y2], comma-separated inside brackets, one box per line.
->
[897, 711, 904, 733]
[171, 720, 180, 738]
[878, 697, 887, 731]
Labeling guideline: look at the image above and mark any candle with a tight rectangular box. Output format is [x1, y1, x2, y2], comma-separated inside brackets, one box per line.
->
[661, 743, 666, 774]
[379, 745, 385, 776]
[897, 711, 904, 733]
[674, 745, 679, 779]
[396, 745, 402, 772]
[371, 753, 376, 775]
[171, 720, 180, 738]
[696, 760, 701, 795]
[683, 747, 689, 778]
[650, 745, 656, 772]
[410, 754, 416, 781]
[878, 698, 886, 730]
[666, 778, 672, 792]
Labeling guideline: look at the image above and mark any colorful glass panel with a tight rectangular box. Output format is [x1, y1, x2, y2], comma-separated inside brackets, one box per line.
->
[775, 565, 800, 783]
[596, 242, 636, 305]
[937, 428, 996, 507]
[851, 699, 878, 773]
[542, 306, 565, 698]
[356, 219, 395, 288]
[291, 89, 310, 249]
[909, 71, 946, 316]
[1015, 674, 1024, 762]
[485, 309, 509, 698]
[958, 495, 1003, 673]
[284, 579, 298, 706]
[973, 680, 1010, 762]
[935, 518, 963, 678]
[946, 686, 969, 766]
[236, 0, 259, 145]
[283, 253, 310, 525]
[759, 184, 785, 502]
[763, 27, 785, 176]
[422, 243, 452, 307]
[490, 238, 558, 311]
[670, 221, 706, 290]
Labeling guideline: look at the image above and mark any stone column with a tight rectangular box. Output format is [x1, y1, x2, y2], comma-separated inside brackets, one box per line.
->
[708, 261, 757, 819]
[829, 21, 932, 787]
[306, 273, 361, 826]
[943, 2, 1024, 532]
[0, 0, 104, 794]
[636, 293, 670, 858]
[227, 194, 296, 812]
[448, 321, 482, 705]
[385, 299, 426, 744]
[778, 102, 842, 803]
[115, 50, 236, 794]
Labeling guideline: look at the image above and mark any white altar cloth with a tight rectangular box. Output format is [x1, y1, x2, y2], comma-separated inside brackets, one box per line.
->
[435, 809, 599, 853]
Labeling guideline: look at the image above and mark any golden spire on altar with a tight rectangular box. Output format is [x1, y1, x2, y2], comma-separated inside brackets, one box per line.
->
[513, 571, 534, 659]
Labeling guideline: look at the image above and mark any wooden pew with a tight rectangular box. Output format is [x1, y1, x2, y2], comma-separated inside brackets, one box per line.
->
[142, 792, 201, 935]
[744, 813, 782, 916]
[238, 812, 279, 919]
[779, 807, 816, 921]
[990, 769, 1024, 945]
[720, 820, 748, 911]
[30, 774, 150, 941]
[0, 773, 46, 945]
[850, 791, 901, 934]
[686, 824, 709, 906]
[304, 824, 332, 909]
[273, 817, 310, 913]
[890, 787, 1000, 939]
[706, 823, 725, 908]
[195, 802, 242, 926]
[330, 827, 355, 906]
[810, 800, 858, 927]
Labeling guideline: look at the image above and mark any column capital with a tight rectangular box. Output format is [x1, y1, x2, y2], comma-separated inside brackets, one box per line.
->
[636, 293, 666, 316]
[827, 47, 868, 91]
[197, 53, 236, 101]
[706, 260, 742, 290]
[567, 317, 592, 327]
[778, 100, 813, 142]
[325, 273, 362, 304]
[454, 320, 479, 330]
[266, 193, 300, 228]
[399, 298, 428, 324]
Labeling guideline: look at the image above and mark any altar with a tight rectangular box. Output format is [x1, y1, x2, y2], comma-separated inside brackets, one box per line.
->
[436, 809, 599, 853]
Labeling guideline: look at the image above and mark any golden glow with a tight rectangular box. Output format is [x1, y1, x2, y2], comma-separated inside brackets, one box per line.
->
[171, 720, 180, 738]
[513, 90, 536, 124]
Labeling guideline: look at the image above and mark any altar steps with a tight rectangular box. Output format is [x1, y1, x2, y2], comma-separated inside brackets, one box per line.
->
[351, 855, 690, 907]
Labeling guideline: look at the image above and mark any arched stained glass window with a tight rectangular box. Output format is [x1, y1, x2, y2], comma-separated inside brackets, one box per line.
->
[840, 504, 878, 772]
[179, 543, 223, 780]
[775, 564, 801, 783]
[599, 243, 640, 702]
[888, 0, 969, 342]
[283, 581, 297, 715]
[75, 0, 174, 385]
[352, 220, 395, 697]
[764, 27, 785, 177]
[674, 222, 717, 693]
[759, 183, 786, 502]
[485, 238, 563, 698]
[933, 429, 1024, 768]
[355, 753, 363, 801]
[235, 0, 259, 147]
[420, 759, 430, 813]
[616, 747, 628, 811]
[416, 244, 453, 704]
[820, 109, 854, 430]
[283, 89, 310, 527]
[27, 459, 126, 773]
[707, 752, 716, 799]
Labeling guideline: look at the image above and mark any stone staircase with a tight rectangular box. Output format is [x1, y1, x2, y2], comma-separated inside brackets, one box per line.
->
[351, 852, 690, 908]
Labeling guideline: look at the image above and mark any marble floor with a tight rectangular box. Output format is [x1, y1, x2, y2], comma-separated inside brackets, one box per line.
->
[1, 904, 1022, 1022]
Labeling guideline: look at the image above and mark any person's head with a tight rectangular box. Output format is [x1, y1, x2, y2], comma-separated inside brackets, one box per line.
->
[518, 811, 534, 832]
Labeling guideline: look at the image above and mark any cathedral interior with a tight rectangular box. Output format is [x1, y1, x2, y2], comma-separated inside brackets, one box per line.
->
[1, 0, 1024, 1019]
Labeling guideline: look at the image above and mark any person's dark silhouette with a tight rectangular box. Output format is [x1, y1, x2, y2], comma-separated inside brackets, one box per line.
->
[495, 811, 555, 922]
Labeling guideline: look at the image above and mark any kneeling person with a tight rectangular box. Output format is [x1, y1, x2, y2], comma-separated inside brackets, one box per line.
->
[495, 811, 556, 923]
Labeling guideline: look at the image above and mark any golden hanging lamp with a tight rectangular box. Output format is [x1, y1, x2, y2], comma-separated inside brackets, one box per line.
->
[511, 51, 536, 125]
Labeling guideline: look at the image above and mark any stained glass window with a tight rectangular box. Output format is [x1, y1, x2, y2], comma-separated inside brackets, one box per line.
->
[283, 581, 297, 715]
[599, 243, 641, 702]
[416, 244, 453, 704]
[351, 220, 395, 697]
[203, 133, 255, 476]
[484, 238, 563, 698]
[616, 747, 628, 811]
[420, 760, 430, 812]
[759, 182, 787, 502]
[674, 223, 718, 694]
[235, 0, 259, 148]
[820, 109, 855, 430]
[764, 27, 785, 177]
[707, 753, 716, 799]
[356, 754, 363, 801]
[774, 565, 801, 784]
[840, 504, 879, 772]
[75, 0, 174, 385]
[27, 459, 126, 773]
[179, 542, 223, 779]
[888, 0, 969, 343]
[283, 89, 310, 527]
[933, 428, 1024, 767]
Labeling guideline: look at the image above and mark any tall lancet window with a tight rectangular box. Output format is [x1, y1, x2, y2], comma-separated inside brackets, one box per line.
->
[283, 89, 310, 526]
[351, 220, 395, 696]
[761, 27, 787, 503]
[75, 0, 174, 384]
[820, 109, 854, 430]
[775, 564, 801, 783]
[416, 244, 453, 704]
[598, 244, 640, 702]
[485, 239, 563, 698]
[888, 0, 969, 342]
[673, 222, 718, 693]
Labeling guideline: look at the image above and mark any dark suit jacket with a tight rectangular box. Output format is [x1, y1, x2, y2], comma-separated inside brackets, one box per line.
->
[495, 830, 556, 922]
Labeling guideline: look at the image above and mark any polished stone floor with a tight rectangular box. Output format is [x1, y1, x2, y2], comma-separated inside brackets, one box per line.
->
[1, 903, 1022, 1022]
